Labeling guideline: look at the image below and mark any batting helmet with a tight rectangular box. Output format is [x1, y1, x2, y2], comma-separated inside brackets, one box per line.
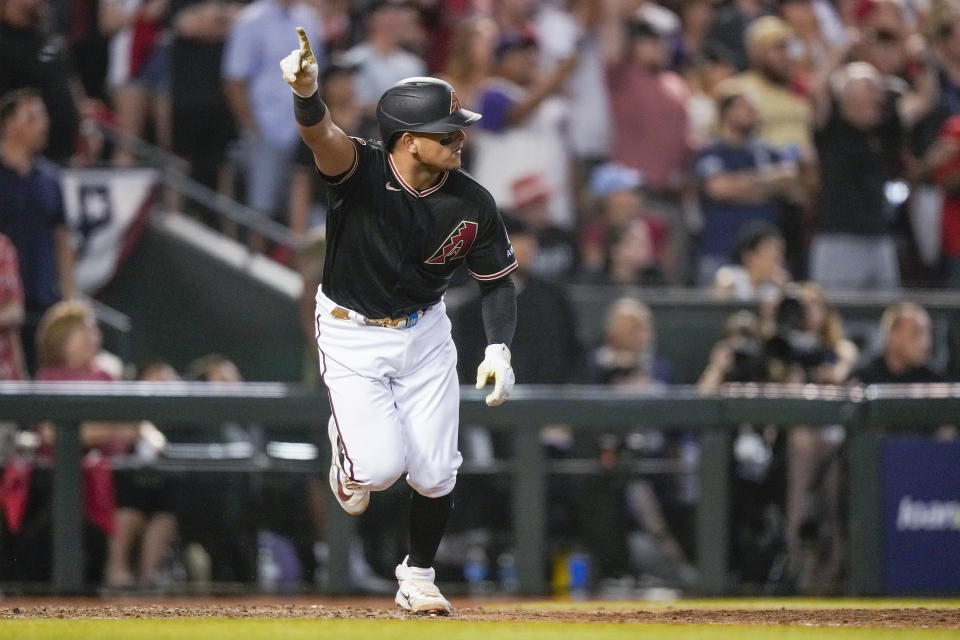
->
[376, 77, 481, 149]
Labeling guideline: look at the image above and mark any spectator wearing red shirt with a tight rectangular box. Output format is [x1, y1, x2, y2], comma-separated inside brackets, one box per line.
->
[580, 162, 668, 282]
[4, 300, 119, 585]
[35, 300, 112, 384]
[36, 301, 177, 589]
[601, 7, 692, 283]
[931, 115, 960, 285]
[0, 234, 27, 381]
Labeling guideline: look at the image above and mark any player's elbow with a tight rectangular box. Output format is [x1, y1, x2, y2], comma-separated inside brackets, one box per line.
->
[301, 123, 355, 176]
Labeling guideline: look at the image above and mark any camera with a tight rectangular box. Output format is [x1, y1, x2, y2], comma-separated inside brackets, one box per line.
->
[764, 295, 836, 369]
[723, 313, 766, 382]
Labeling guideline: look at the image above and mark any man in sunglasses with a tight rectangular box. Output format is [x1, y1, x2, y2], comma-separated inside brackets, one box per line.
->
[281, 28, 517, 615]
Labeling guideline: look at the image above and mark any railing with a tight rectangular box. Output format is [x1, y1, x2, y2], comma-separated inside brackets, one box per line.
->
[565, 284, 960, 309]
[1, 382, 957, 595]
[551, 286, 960, 383]
[87, 297, 133, 363]
[95, 122, 298, 250]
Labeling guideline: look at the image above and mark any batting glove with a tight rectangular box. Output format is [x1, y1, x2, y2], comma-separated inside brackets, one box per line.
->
[476, 344, 515, 407]
[280, 27, 319, 98]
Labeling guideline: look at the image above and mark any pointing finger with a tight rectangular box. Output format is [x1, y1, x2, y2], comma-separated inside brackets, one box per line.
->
[296, 27, 310, 51]
[296, 27, 316, 64]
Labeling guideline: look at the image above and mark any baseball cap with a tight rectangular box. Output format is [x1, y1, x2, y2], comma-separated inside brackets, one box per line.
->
[511, 174, 552, 209]
[714, 79, 758, 113]
[589, 163, 645, 198]
[702, 41, 737, 67]
[745, 16, 793, 51]
[494, 30, 538, 59]
[734, 220, 783, 264]
[942, 114, 960, 141]
[366, 0, 413, 15]
[636, 2, 680, 37]
[627, 20, 662, 41]
[321, 53, 359, 84]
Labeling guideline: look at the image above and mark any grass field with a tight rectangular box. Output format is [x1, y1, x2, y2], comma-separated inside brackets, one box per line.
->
[3, 618, 958, 640]
[2, 598, 958, 640]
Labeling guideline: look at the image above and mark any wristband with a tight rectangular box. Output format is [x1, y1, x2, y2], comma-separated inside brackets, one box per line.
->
[294, 90, 327, 126]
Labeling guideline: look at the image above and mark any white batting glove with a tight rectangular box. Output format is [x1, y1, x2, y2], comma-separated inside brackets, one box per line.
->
[280, 27, 319, 98]
[475, 344, 515, 407]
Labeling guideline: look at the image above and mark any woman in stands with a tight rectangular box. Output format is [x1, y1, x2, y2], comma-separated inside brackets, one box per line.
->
[35, 300, 174, 590]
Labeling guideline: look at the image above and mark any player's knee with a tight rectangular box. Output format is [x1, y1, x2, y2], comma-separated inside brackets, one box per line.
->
[361, 460, 405, 492]
[406, 468, 457, 498]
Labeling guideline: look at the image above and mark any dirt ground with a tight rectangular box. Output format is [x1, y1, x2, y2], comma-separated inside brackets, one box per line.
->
[0, 597, 957, 628]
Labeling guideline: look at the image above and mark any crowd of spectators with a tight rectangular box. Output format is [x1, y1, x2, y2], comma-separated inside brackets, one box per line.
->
[3, 0, 960, 597]
[0, 320, 331, 591]
[7, 0, 960, 286]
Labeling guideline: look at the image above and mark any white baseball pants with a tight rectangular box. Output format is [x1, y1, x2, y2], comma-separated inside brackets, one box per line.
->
[314, 288, 463, 498]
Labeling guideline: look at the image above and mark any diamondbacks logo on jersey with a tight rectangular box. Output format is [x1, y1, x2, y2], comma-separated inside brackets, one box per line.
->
[450, 91, 461, 115]
[425, 221, 478, 264]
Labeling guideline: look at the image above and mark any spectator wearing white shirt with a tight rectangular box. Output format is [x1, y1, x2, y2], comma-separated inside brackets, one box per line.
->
[343, 1, 426, 117]
[535, 0, 612, 165]
[100, 0, 173, 165]
[712, 220, 790, 302]
[222, 0, 323, 222]
[470, 31, 579, 227]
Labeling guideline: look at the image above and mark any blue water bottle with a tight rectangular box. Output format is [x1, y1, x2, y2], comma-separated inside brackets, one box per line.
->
[463, 545, 489, 594]
[567, 552, 590, 600]
[497, 552, 519, 593]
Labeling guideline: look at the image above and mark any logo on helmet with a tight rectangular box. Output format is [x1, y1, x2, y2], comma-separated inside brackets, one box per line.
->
[450, 90, 461, 115]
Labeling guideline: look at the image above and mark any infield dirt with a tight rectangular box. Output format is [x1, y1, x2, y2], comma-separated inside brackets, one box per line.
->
[0, 598, 958, 628]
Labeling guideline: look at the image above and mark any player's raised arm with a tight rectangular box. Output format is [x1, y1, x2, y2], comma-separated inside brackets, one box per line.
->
[280, 27, 355, 177]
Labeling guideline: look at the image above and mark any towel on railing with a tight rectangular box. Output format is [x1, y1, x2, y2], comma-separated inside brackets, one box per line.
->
[83, 451, 116, 536]
[0, 451, 115, 536]
[1, 456, 31, 533]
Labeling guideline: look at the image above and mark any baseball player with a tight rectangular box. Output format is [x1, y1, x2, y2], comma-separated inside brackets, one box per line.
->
[281, 29, 518, 615]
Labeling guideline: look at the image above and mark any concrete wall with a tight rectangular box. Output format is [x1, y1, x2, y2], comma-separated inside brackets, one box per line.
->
[101, 215, 306, 382]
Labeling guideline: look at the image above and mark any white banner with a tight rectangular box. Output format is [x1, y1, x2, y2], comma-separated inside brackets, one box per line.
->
[60, 168, 157, 294]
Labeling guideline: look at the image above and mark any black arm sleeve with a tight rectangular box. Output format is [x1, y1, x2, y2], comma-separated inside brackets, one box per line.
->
[293, 89, 327, 126]
[478, 276, 517, 348]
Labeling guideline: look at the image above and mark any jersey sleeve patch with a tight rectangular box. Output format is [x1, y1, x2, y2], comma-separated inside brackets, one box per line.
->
[425, 220, 478, 264]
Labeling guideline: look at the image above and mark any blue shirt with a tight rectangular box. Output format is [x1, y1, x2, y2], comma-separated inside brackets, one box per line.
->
[694, 140, 783, 260]
[222, 0, 324, 147]
[0, 157, 64, 310]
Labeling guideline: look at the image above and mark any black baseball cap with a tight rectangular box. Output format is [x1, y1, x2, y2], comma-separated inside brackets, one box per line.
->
[366, 0, 413, 15]
[321, 54, 359, 84]
[494, 31, 538, 59]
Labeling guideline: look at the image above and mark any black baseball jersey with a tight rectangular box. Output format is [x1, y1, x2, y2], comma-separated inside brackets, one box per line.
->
[320, 137, 517, 318]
